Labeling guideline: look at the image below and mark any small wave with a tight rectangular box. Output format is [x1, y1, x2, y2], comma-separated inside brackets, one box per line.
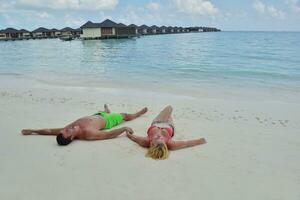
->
[0, 72, 23, 76]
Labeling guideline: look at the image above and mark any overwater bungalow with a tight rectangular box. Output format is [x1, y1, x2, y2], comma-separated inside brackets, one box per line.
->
[32, 27, 51, 38]
[0, 28, 32, 40]
[61, 27, 75, 37]
[167, 26, 174, 33]
[0, 30, 5, 40]
[202, 27, 220, 32]
[150, 25, 159, 34]
[19, 29, 31, 39]
[51, 28, 61, 37]
[173, 26, 179, 33]
[80, 19, 136, 40]
[184, 28, 190, 33]
[74, 28, 82, 37]
[198, 27, 204, 32]
[128, 24, 138, 34]
[138, 25, 150, 35]
[0, 28, 20, 40]
[80, 21, 101, 39]
[188, 27, 204, 32]
[115, 22, 136, 38]
[160, 26, 167, 34]
[156, 26, 163, 34]
[60, 27, 81, 38]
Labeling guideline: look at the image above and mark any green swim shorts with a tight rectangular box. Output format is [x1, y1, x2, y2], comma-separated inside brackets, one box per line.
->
[94, 112, 124, 129]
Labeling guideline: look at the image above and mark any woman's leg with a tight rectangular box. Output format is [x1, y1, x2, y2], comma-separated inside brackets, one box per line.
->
[152, 106, 175, 134]
[152, 105, 173, 123]
[22, 128, 63, 135]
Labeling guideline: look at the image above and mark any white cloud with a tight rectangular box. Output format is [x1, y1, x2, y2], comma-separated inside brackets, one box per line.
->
[253, 0, 265, 13]
[267, 5, 285, 19]
[146, 2, 161, 11]
[285, 0, 300, 12]
[64, 14, 85, 27]
[19, 0, 118, 10]
[38, 11, 49, 18]
[116, 5, 177, 26]
[0, 1, 16, 13]
[253, 1, 285, 19]
[173, 0, 218, 16]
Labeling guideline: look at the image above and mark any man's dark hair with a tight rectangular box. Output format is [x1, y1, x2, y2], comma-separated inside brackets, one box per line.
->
[56, 133, 72, 146]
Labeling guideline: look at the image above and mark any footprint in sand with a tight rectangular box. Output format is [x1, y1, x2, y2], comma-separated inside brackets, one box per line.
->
[278, 120, 287, 127]
[255, 117, 264, 124]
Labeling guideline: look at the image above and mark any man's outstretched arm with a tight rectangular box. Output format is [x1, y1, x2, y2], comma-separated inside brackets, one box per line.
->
[22, 128, 63, 135]
[84, 127, 133, 140]
[167, 138, 206, 150]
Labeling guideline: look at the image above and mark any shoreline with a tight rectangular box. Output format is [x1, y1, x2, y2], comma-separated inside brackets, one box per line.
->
[2, 72, 300, 103]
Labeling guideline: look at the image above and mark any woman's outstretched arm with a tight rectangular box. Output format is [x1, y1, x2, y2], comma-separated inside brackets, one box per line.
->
[167, 138, 206, 150]
[126, 133, 149, 148]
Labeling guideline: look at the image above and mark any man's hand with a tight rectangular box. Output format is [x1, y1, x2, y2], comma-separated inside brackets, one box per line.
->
[126, 132, 133, 138]
[123, 127, 134, 135]
[21, 129, 32, 135]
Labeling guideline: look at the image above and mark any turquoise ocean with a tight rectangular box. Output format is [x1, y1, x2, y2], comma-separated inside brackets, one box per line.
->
[1, 32, 300, 92]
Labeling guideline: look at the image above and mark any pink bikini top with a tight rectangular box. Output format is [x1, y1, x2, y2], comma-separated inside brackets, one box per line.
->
[147, 125, 174, 144]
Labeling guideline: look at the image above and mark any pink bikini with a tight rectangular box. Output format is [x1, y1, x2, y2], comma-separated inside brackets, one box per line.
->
[147, 124, 174, 144]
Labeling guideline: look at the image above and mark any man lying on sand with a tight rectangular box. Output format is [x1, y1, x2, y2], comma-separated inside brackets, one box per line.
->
[126, 105, 206, 160]
[22, 104, 147, 146]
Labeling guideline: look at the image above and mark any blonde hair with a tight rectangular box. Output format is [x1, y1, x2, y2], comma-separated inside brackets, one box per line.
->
[146, 143, 169, 160]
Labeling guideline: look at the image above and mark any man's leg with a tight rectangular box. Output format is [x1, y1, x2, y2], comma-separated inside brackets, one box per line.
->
[122, 107, 148, 121]
[22, 128, 63, 135]
[97, 104, 111, 113]
[104, 104, 111, 113]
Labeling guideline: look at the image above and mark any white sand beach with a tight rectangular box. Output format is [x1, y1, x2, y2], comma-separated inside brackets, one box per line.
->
[1, 75, 300, 200]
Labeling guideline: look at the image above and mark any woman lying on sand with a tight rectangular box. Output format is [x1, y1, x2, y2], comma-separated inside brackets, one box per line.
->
[22, 105, 147, 146]
[126, 105, 206, 160]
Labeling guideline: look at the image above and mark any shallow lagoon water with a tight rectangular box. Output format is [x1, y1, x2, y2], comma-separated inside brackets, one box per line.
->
[1, 32, 300, 92]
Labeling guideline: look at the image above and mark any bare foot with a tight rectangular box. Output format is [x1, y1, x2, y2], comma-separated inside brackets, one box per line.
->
[104, 104, 111, 113]
[139, 107, 148, 116]
[22, 129, 33, 135]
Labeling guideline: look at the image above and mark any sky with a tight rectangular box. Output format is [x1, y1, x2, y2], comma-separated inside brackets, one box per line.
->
[0, 0, 300, 31]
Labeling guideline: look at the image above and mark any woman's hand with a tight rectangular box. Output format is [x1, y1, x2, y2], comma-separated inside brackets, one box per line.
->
[197, 138, 207, 145]
[123, 127, 134, 135]
[126, 132, 149, 147]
